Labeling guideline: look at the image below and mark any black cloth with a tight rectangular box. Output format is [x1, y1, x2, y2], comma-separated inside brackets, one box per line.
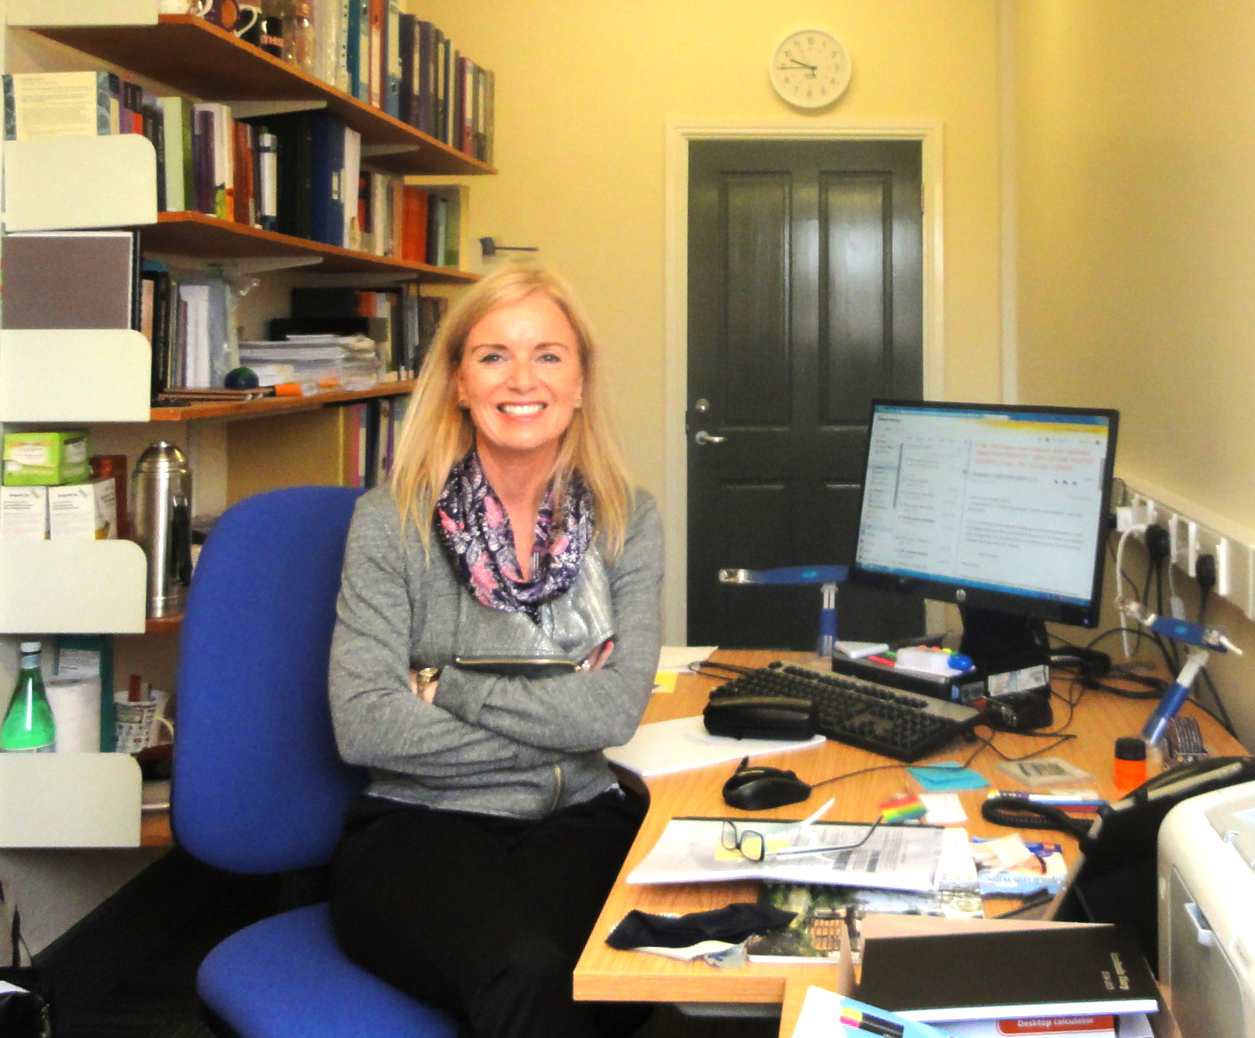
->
[605, 903, 796, 950]
[330, 787, 647, 1038]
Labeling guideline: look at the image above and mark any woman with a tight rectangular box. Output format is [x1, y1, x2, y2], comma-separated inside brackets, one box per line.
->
[328, 263, 663, 1038]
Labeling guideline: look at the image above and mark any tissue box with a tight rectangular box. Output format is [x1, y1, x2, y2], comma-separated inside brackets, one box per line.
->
[47, 479, 117, 539]
[2, 429, 90, 486]
[0, 486, 48, 539]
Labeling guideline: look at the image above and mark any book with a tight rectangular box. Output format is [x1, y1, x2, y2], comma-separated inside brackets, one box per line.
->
[384, 0, 401, 119]
[3, 70, 115, 140]
[944, 1015, 1128, 1037]
[309, 112, 348, 246]
[155, 95, 194, 213]
[854, 925, 1160, 1023]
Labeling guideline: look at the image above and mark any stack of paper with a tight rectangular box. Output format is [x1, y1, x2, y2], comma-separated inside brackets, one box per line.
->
[239, 334, 382, 389]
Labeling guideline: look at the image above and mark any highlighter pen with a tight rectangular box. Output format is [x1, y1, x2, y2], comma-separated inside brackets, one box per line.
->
[838, 1007, 905, 1038]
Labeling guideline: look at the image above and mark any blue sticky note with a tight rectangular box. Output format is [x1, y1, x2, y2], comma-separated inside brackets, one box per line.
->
[908, 761, 989, 791]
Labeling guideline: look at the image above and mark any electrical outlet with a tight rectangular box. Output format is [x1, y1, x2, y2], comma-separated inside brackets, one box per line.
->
[1192, 525, 1226, 593]
[1167, 512, 1190, 571]
[1120, 482, 1255, 618]
[1129, 493, 1158, 531]
[1185, 520, 1202, 577]
[1240, 544, 1255, 620]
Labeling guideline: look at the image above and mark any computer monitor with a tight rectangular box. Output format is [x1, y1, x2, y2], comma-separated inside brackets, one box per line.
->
[847, 400, 1120, 670]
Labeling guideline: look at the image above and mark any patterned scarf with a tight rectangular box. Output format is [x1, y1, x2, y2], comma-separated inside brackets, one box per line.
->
[435, 450, 594, 621]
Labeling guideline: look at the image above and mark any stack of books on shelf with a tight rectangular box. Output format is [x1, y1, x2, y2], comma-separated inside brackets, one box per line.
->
[287, 0, 494, 163]
[2, 65, 475, 261]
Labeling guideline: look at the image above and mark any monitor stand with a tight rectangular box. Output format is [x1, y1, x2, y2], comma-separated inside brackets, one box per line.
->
[958, 606, 1053, 731]
[957, 606, 1050, 672]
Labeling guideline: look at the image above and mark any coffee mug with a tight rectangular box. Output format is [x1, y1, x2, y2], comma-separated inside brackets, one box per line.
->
[203, 0, 260, 37]
[240, 9, 279, 50]
[114, 690, 174, 755]
[158, 0, 211, 13]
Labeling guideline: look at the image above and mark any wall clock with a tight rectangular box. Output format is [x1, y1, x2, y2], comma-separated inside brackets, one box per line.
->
[770, 29, 851, 110]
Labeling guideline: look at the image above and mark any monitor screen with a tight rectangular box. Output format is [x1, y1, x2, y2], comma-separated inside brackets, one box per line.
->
[848, 400, 1119, 663]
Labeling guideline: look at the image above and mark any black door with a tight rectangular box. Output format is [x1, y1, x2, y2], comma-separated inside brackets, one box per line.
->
[687, 138, 925, 649]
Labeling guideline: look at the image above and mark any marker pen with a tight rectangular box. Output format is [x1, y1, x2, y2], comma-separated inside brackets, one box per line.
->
[838, 1007, 905, 1038]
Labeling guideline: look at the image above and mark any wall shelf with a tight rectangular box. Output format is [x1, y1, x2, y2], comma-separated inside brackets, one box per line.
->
[150, 379, 416, 422]
[143, 214, 478, 280]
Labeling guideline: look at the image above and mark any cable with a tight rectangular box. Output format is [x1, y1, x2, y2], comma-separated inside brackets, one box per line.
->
[1114, 524, 1147, 660]
[980, 795, 1093, 839]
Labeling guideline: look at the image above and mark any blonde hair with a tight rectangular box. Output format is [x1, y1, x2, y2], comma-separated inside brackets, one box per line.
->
[389, 262, 633, 557]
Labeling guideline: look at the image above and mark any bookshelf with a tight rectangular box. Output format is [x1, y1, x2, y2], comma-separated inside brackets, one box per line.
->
[0, 2, 491, 847]
[8, 12, 496, 177]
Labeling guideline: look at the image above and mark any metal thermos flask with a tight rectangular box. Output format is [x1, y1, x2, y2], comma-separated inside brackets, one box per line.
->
[132, 442, 193, 618]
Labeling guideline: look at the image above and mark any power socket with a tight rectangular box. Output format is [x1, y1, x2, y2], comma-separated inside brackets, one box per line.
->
[1129, 493, 1158, 530]
[1121, 482, 1255, 619]
[1191, 524, 1228, 596]
[1167, 513, 1191, 572]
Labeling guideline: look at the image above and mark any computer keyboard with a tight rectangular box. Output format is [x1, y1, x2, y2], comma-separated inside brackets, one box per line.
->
[706, 661, 985, 762]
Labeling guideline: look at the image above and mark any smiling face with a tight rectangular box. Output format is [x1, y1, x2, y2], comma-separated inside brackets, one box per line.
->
[456, 291, 585, 478]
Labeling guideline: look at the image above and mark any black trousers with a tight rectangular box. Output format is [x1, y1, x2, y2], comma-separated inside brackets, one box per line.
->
[329, 787, 648, 1038]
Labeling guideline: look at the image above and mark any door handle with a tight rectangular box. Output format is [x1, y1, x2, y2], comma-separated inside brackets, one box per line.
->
[694, 430, 726, 445]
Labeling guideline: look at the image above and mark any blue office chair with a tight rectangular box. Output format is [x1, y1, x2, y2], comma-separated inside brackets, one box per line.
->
[172, 486, 457, 1038]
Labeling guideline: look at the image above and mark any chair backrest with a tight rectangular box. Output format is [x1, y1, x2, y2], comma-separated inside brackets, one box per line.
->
[172, 485, 367, 874]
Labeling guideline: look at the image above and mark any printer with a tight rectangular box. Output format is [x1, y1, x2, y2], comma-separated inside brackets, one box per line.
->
[1158, 777, 1255, 1038]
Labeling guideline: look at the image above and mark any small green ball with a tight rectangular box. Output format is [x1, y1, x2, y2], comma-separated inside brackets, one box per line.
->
[225, 366, 260, 389]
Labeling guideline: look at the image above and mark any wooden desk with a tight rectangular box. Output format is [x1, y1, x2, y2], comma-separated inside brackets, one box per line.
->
[573, 649, 1247, 1013]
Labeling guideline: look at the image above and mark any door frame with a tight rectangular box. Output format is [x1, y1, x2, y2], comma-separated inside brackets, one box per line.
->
[663, 121, 946, 644]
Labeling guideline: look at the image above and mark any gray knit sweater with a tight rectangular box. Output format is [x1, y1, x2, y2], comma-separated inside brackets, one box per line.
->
[328, 485, 664, 819]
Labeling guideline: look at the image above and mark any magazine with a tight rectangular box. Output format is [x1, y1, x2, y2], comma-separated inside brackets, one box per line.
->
[972, 834, 1068, 897]
[626, 816, 947, 892]
[748, 828, 984, 963]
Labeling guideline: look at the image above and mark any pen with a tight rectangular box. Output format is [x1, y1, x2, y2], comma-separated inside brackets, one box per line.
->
[885, 632, 948, 650]
[798, 797, 836, 827]
[838, 1006, 905, 1038]
[993, 790, 1106, 810]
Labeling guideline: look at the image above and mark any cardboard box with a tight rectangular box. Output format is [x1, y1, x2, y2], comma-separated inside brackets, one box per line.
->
[2, 429, 90, 486]
[47, 478, 117, 539]
[0, 485, 48, 539]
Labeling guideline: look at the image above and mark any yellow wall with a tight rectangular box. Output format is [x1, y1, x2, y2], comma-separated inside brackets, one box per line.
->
[1012, 2, 1255, 744]
[416, 0, 1006, 498]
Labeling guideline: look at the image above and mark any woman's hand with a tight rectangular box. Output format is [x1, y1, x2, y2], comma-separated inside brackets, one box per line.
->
[410, 668, 441, 703]
[583, 639, 615, 672]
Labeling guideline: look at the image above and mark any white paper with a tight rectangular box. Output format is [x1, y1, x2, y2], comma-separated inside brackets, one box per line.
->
[606, 715, 824, 778]
[628, 816, 946, 892]
[656, 645, 717, 672]
[920, 793, 968, 825]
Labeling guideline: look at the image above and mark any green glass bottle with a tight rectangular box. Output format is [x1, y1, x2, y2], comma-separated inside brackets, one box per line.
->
[1, 641, 56, 753]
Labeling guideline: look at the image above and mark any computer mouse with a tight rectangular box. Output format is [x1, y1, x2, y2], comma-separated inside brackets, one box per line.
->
[722, 762, 812, 810]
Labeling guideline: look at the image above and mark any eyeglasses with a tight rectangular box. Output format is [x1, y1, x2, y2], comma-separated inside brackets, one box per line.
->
[720, 810, 884, 863]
